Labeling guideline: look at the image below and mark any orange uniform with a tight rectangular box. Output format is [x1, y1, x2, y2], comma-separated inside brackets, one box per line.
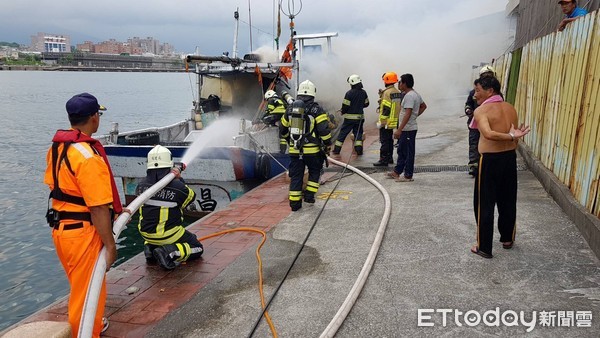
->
[44, 130, 114, 337]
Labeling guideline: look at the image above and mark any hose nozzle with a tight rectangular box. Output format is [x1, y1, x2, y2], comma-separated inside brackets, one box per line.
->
[174, 162, 186, 172]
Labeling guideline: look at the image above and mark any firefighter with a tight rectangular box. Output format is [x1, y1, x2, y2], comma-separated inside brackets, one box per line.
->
[332, 74, 369, 156]
[136, 145, 204, 270]
[373, 72, 403, 166]
[263, 89, 289, 153]
[44, 93, 122, 336]
[280, 80, 332, 211]
[262, 90, 287, 125]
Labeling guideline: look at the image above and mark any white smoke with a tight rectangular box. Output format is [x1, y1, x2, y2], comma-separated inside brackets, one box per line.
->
[284, 0, 512, 124]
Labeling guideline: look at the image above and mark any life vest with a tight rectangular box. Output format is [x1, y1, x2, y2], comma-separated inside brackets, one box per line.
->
[46, 129, 122, 226]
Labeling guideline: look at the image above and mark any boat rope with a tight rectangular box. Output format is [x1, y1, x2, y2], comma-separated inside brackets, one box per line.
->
[246, 132, 289, 173]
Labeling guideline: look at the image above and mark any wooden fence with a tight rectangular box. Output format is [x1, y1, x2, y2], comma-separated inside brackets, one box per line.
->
[494, 10, 600, 218]
[513, 0, 600, 49]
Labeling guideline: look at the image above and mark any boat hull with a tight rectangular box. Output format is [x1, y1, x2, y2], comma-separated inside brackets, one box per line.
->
[106, 144, 289, 213]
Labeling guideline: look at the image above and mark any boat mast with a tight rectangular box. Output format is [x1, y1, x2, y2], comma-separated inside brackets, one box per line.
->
[281, 0, 302, 93]
[233, 9, 239, 58]
[248, 0, 253, 52]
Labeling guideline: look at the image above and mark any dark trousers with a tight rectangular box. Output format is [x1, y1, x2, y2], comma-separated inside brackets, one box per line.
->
[473, 150, 517, 254]
[468, 128, 480, 166]
[394, 130, 417, 178]
[379, 128, 394, 163]
[145, 229, 203, 262]
[334, 119, 364, 154]
[288, 155, 323, 208]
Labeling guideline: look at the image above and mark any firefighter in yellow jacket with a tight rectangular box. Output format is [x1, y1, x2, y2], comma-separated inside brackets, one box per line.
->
[136, 145, 203, 270]
[263, 89, 289, 153]
[280, 80, 332, 211]
[373, 72, 403, 167]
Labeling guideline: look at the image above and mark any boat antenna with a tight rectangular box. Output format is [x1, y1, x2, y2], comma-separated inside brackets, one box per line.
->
[280, 0, 302, 92]
[248, 0, 253, 52]
[233, 8, 239, 58]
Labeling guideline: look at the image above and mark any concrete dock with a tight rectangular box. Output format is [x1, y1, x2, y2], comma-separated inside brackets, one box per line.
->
[7, 97, 600, 337]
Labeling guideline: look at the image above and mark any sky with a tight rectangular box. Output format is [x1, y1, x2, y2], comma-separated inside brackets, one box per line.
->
[1, 0, 513, 110]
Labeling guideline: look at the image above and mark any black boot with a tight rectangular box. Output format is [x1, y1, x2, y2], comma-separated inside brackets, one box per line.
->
[355, 146, 363, 155]
[332, 145, 341, 155]
[290, 201, 302, 211]
[144, 244, 157, 264]
[373, 160, 388, 167]
[153, 245, 178, 270]
[304, 194, 315, 204]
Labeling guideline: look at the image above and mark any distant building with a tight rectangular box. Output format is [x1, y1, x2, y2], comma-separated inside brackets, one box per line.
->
[30, 32, 71, 53]
[94, 39, 122, 54]
[0, 47, 20, 59]
[161, 43, 175, 55]
[127, 37, 162, 55]
[76, 41, 96, 53]
[70, 36, 175, 56]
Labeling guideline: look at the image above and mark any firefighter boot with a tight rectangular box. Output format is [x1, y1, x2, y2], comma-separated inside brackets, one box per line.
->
[144, 244, 157, 264]
[290, 201, 302, 212]
[153, 245, 178, 270]
[355, 146, 363, 156]
[373, 160, 389, 167]
[304, 193, 316, 204]
[332, 145, 342, 155]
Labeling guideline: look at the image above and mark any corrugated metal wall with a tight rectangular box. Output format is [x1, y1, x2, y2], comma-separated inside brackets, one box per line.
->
[514, 0, 600, 49]
[496, 10, 600, 217]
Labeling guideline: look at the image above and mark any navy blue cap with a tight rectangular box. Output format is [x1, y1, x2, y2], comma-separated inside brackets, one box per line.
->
[65, 93, 107, 117]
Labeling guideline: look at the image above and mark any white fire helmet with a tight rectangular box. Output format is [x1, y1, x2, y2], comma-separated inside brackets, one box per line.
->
[264, 90, 277, 100]
[298, 80, 316, 97]
[347, 74, 362, 85]
[479, 65, 495, 76]
[147, 145, 173, 169]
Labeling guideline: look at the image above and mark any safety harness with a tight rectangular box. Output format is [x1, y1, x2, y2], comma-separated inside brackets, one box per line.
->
[46, 141, 92, 227]
[290, 101, 322, 158]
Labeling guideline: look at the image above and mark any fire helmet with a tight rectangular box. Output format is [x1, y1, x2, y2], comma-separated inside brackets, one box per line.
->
[347, 74, 362, 85]
[382, 72, 398, 85]
[298, 80, 316, 97]
[479, 65, 496, 76]
[147, 145, 173, 169]
[264, 90, 277, 100]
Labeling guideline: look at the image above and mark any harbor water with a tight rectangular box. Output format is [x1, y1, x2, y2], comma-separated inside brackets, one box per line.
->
[0, 71, 199, 331]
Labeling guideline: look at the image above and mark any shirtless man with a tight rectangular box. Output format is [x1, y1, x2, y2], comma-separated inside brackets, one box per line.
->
[470, 76, 530, 258]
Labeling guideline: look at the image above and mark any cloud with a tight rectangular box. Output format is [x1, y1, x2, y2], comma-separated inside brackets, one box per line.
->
[0, 0, 508, 54]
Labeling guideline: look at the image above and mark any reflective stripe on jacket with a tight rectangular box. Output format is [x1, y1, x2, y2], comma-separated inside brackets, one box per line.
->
[341, 86, 369, 120]
[136, 172, 196, 245]
[266, 97, 287, 116]
[280, 102, 332, 155]
[378, 85, 402, 128]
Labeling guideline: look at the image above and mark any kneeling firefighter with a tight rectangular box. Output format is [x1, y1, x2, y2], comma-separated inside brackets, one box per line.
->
[279, 80, 332, 211]
[136, 145, 203, 270]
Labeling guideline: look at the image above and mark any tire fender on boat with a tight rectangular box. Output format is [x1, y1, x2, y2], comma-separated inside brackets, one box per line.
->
[255, 153, 271, 179]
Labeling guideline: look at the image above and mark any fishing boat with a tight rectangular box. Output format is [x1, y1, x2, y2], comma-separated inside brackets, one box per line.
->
[99, 7, 338, 216]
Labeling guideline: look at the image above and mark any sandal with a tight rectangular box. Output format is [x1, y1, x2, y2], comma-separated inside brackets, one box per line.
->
[502, 241, 514, 250]
[471, 245, 493, 259]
